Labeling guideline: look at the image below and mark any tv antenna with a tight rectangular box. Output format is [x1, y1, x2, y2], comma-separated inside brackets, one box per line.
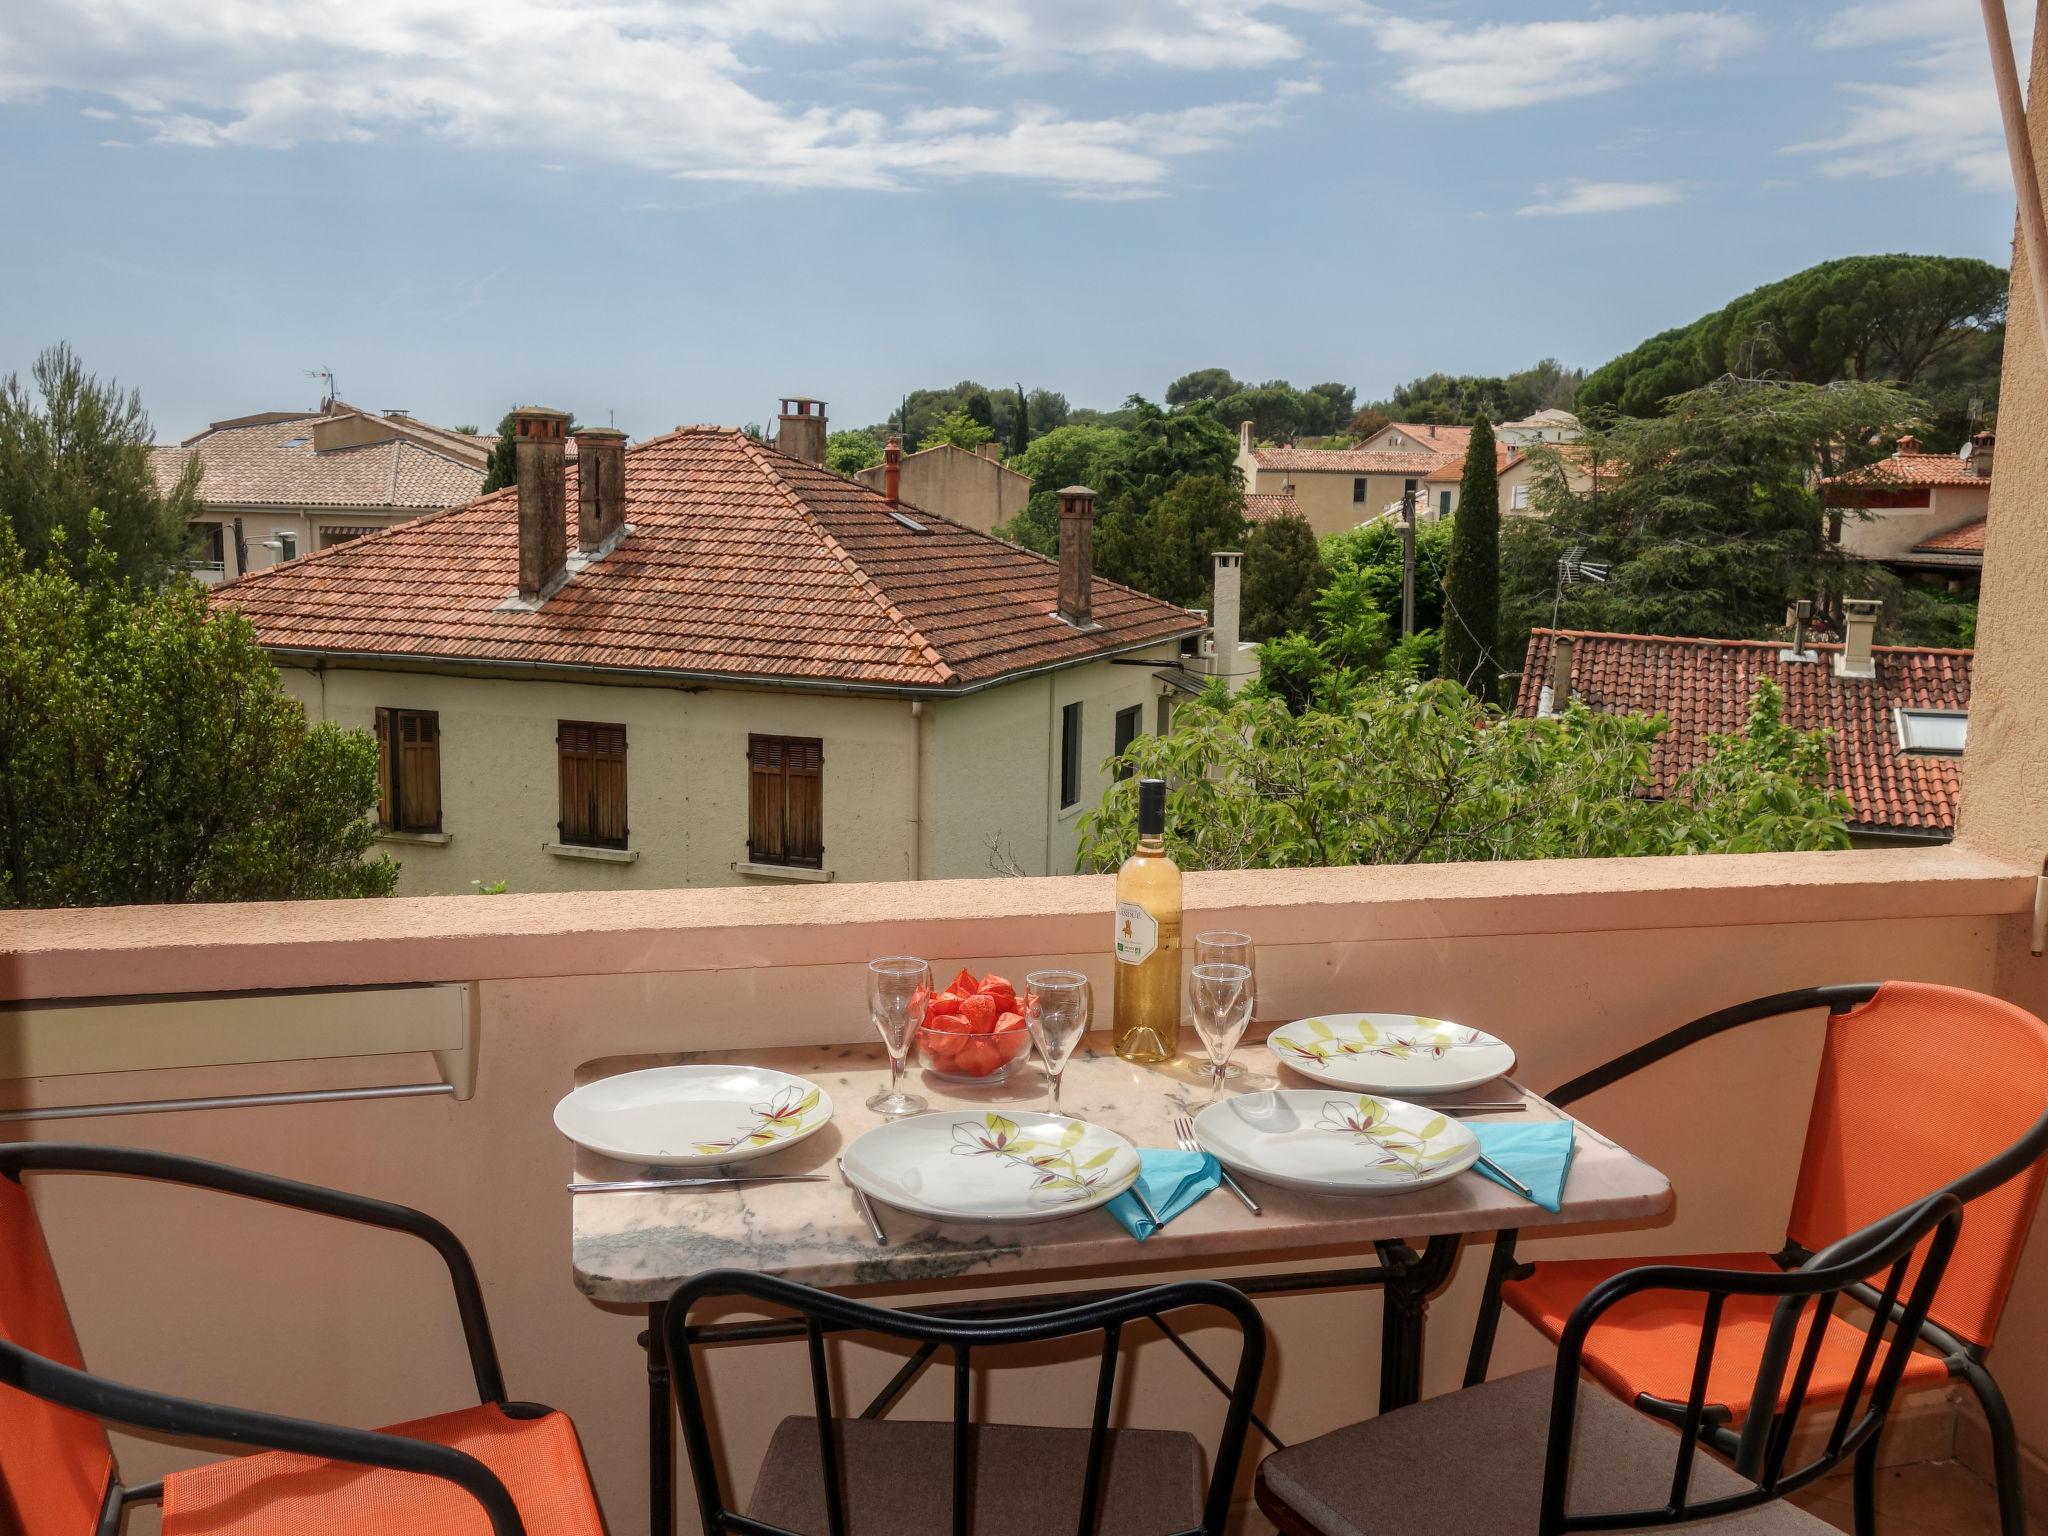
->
[1550, 544, 1610, 631]
[305, 366, 337, 411]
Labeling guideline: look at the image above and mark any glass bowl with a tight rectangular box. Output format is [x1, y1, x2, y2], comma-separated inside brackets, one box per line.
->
[915, 1022, 1034, 1084]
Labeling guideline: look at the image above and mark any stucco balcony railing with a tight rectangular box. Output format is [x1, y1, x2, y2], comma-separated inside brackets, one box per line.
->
[6, 847, 2047, 1534]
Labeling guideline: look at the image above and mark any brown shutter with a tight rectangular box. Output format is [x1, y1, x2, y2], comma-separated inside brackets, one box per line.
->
[593, 724, 627, 847]
[558, 721, 590, 842]
[397, 711, 442, 832]
[373, 707, 393, 828]
[786, 738, 823, 867]
[748, 736, 785, 863]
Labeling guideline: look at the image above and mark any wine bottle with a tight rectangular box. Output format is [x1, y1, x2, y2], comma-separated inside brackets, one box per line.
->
[1113, 777, 1181, 1064]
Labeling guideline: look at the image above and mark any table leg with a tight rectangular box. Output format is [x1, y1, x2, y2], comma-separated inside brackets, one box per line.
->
[642, 1301, 672, 1536]
[1374, 1235, 1461, 1413]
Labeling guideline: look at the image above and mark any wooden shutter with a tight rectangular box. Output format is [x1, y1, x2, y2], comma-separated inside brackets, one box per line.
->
[748, 736, 786, 863]
[396, 711, 441, 832]
[374, 707, 393, 828]
[748, 735, 823, 867]
[559, 722, 627, 848]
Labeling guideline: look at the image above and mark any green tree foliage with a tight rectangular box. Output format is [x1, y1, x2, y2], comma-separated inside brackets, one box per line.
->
[1097, 473, 1247, 611]
[875, 381, 1035, 453]
[1370, 360, 1583, 427]
[1499, 377, 1919, 657]
[965, 391, 995, 431]
[1577, 255, 2007, 443]
[825, 430, 885, 475]
[1321, 517, 1454, 640]
[1241, 513, 1327, 640]
[0, 518, 397, 906]
[996, 424, 1128, 553]
[924, 409, 994, 451]
[1440, 417, 1502, 699]
[0, 343, 198, 587]
[1165, 368, 1242, 406]
[482, 411, 517, 493]
[1347, 407, 1392, 439]
[1010, 383, 1030, 459]
[1077, 675, 1848, 872]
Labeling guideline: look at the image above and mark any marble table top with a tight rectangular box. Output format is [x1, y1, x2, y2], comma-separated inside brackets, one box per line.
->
[568, 1031, 1672, 1304]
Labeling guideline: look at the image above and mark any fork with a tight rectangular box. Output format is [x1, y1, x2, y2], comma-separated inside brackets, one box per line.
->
[1173, 1113, 1260, 1215]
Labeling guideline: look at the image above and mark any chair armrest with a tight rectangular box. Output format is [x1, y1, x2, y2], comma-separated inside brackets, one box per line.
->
[0, 1336, 525, 1536]
[0, 1143, 505, 1402]
[1544, 984, 1878, 1108]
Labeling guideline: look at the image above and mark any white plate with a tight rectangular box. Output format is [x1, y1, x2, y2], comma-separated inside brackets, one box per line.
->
[1266, 1013, 1515, 1093]
[842, 1110, 1141, 1225]
[1192, 1090, 1481, 1195]
[553, 1065, 833, 1168]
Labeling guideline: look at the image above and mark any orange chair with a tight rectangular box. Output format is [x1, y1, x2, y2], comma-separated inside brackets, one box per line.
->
[1463, 981, 2048, 1536]
[0, 1142, 606, 1536]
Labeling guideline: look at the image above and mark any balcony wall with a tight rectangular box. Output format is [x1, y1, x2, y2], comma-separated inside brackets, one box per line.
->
[5, 847, 2041, 1534]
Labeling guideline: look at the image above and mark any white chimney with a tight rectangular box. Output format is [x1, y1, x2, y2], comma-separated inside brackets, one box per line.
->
[1835, 599, 1880, 680]
[1239, 420, 1255, 456]
[1210, 551, 1256, 690]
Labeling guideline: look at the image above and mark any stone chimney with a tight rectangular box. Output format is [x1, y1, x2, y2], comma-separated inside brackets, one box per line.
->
[1781, 598, 1816, 661]
[1056, 486, 1099, 629]
[777, 398, 827, 465]
[1210, 551, 1256, 688]
[883, 437, 902, 506]
[1971, 430, 1995, 479]
[514, 406, 572, 601]
[573, 427, 627, 553]
[1896, 434, 1922, 455]
[1835, 598, 1881, 680]
[1547, 634, 1575, 712]
[1239, 420, 1255, 456]
[976, 441, 1003, 462]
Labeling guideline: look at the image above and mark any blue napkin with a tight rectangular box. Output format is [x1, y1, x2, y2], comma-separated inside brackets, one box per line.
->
[1473, 1121, 1577, 1213]
[1107, 1148, 1224, 1240]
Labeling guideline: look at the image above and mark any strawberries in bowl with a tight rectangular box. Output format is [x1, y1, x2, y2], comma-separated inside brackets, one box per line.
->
[916, 968, 1034, 1082]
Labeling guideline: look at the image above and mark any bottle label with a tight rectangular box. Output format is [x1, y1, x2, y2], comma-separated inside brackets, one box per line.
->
[1114, 901, 1158, 965]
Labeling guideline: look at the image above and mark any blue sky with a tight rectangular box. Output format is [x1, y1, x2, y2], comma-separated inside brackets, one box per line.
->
[0, 0, 2030, 441]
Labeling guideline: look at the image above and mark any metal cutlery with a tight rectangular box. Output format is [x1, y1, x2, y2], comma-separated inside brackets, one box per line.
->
[1173, 1112, 1260, 1215]
[567, 1173, 828, 1194]
[1477, 1156, 1534, 1199]
[1129, 1181, 1164, 1227]
[1412, 1099, 1528, 1113]
[838, 1158, 888, 1246]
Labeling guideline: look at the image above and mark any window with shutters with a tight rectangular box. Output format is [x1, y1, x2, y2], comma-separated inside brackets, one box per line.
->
[1113, 705, 1141, 779]
[747, 735, 824, 868]
[558, 721, 628, 849]
[1352, 477, 1366, 503]
[373, 708, 442, 833]
[1059, 702, 1083, 809]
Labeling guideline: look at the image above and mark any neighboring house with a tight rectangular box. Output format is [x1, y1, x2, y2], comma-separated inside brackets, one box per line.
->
[854, 439, 1032, 534]
[1821, 433, 1994, 592]
[155, 402, 489, 582]
[1496, 408, 1582, 448]
[1515, 605, 1970, 843]
[1233, 420, 1480, 537]
[1498, 442, 1600, 517]
[214, 401, 1207, 895]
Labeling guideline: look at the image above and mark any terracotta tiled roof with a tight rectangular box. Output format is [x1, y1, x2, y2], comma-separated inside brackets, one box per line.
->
[158, 414, 485, 510]
[216, 428, 1203, 692]
[1244, 491, 1303, 523]
[1914, 518, 1988, 554]
[1377, 423, 1475, 456]
[1514, 629, 1970, 836]
[1252, 446, 1449, 474]
[1824, 452, 1992, 491]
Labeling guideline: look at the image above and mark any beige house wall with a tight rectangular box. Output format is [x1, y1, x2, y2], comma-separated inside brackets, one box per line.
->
[194, 506, 413, 579]
[1243, 465, 1446, 539]
[853, 444, 1032, 534]
[1497, 453, 1594, 518]
[283, 650, 1174, 894]
[1836, 481, 1992, 560]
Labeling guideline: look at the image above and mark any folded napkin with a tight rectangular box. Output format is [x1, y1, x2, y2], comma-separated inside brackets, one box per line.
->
[1473, 1120, 1577, 1213]
[1107, 1148, 1224, 1240]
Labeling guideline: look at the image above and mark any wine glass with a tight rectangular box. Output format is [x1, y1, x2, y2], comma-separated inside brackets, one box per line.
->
[866, 956, 931, 1117]
[1024, 969, 1092, 1115]
[1189, 962, 1256, 1101]
[1193, 931, 1255, 1080]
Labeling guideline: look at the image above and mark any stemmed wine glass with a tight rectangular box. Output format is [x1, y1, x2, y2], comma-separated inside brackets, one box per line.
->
[1193, 931, 1255, 1080]
[1189, 962, 1256, 1101]
[1024, 969, 1092, 1115]
[866, 956, 930, 1117]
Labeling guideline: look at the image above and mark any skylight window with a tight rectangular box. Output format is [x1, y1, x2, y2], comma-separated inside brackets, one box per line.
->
[888, 511, 930, 533]
[1895, 708, 1968, 755]
[281, 435, 311, 448]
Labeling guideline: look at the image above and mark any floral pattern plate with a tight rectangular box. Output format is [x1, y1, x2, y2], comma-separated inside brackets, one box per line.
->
[1191, 1089, 1481, 1195]
[841, 1111, 1142, 1225]
[1266, 1013, 1516, 1094]
[553, 1065, 833, 1169]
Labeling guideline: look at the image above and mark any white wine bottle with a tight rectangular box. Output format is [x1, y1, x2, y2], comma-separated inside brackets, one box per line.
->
[1113, 777, 1181, 1064]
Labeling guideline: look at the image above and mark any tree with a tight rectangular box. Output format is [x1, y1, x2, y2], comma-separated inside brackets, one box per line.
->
[1026, 388, 1071, 434]
[1166, 368, 1243, 407]
[1321, 517, 1454, 640]
[1010, 383, 1030, 459]
[1440, 416, 1502, 699]
[1302, 383, 1358, 434]
[0, 517, 397, 906]
[482, 411, 517, 493]
[826, 430, 885, 475]
[1347, 406, 1392, 439]
[965, 391, 995, 432]
[997, 424, 1128, 553]
[0, 343, 198, 587]
[1241, 513, 1326, 640]
[1098, 473, 1246, 611]
[924, 409, 994, 452]
[1077, 674, 1848, 873]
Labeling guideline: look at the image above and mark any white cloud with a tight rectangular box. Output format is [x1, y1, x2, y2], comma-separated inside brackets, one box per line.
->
[1370, 11, 1762, 113]
[1794, 0, 2033, 190]
[0, 0, 1327, 194]
[1517, 178, 1691, 216]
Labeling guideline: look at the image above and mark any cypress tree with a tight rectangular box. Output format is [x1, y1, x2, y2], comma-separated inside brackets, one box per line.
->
[1440, 414, 1501, 701]
[1011, 383, 1030, 458]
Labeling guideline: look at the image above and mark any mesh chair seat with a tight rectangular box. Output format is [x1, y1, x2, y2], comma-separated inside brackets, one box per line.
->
[748, 1416, 1204, 1536]
[1503, 1254, 1952, 1423]
[160, 1404, 604, 1536]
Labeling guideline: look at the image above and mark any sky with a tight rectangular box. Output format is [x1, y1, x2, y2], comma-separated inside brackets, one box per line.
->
[0, 0, 2033, 442]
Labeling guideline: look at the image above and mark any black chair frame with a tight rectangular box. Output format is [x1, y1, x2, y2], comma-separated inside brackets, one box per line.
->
[1462, 983, 2048, 1536]
[665, 1269, 1267, 1536]
[0, 1142, 549, 1536]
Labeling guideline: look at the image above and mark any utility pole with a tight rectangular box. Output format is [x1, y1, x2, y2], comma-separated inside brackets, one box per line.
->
[1399, 485, 1417, 638]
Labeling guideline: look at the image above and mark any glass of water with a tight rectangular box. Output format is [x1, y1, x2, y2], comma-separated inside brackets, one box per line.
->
[1193, 931, 1255, 1080]
[1189, 962, 1255, 1101]
[1024, 969, 1092, 1115]
[866, 956, 931, 1117]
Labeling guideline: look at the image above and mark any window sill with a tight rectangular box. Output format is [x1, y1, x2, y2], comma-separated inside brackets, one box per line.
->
[732, 861, 836, 883]
[1057, 803, 1084, 824]
[547, 842, 639, 865]
[378, 829, 452, 847]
